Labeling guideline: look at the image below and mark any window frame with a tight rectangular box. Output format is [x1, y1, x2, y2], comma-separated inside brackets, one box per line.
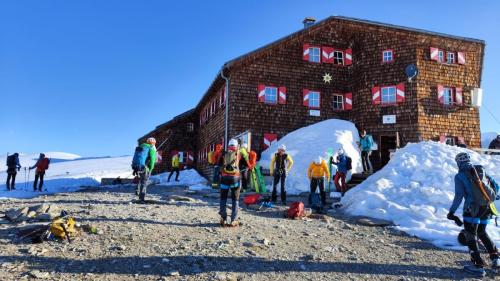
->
[438, 50, 445, 63]
[332, 94, 344, 111]
[447, 51, 456, 64]
[333, 50, 344, 65]
[308, 46, 321, 63]
[264, 86, 278, 104]
[442, 87, 455, 106]
[307, 91, 321, 109]
[382, 49, 394, 63]
[381, 86, 397, 105]
[187, 122, 194, 132]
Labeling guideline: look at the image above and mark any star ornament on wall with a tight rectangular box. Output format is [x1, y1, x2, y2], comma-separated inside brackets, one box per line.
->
[323, 73, 332, 84]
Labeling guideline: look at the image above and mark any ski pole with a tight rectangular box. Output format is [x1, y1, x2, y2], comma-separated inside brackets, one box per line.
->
[24, 167, 27, 190]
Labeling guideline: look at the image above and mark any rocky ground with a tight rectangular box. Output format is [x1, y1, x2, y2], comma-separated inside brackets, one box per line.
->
[0, 184, 496, 280]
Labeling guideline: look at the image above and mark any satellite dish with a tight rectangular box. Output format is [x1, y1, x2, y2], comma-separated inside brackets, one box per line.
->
[405, 64, 419, 82]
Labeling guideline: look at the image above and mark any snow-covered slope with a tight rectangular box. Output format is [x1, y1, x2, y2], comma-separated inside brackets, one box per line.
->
[342, 141, 500, 249]
[482, 132, 499, 148]
[259, 119, 363, 194]
[0, 153, 133, 199]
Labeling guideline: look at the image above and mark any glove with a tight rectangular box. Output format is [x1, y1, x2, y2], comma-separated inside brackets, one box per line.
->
[17, 167, 21, 172]
[447, 212, 463, 226]
[132, 168, 138, 176]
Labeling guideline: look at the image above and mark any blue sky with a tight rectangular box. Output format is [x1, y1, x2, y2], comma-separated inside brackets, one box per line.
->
[0, 0, 498, 156]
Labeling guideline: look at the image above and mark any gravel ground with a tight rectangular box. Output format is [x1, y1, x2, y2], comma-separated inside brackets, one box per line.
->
[0, 184, 496, 280]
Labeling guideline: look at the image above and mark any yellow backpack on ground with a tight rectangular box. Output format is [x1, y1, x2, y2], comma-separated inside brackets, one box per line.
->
[50, 217, 76, 240]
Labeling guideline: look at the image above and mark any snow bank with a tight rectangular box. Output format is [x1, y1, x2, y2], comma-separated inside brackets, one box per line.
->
[0, 153, 133, 200]
[259, 119, 363, 194]
[151, 169, 208, 189]
[482, 132, 499, 148]
[342, 141, 500, 249]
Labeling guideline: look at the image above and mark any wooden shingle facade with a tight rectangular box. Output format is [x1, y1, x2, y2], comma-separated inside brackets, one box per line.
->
[140, 16, 485, 176]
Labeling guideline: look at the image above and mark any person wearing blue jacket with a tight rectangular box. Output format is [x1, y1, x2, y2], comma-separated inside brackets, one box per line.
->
[330, 149, 351, 196]
[359, 130, 373, 174]
[448, 152, 500, 276]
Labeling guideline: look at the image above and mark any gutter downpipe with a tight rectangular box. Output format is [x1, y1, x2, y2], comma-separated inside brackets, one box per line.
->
[220, 66, 230, 150]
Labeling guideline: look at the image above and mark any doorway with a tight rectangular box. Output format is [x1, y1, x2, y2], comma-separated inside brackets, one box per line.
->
[380, 136, 397, 166]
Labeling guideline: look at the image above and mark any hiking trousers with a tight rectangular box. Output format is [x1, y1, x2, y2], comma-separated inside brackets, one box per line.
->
[219, 186, 241, 222]
[463, 207, 499, 266]
[168, 167, 179, 181]
[33, 171, 45, 191]
[137, 170, 150, 201]
[309, 178, 326, 205]
[361, 151, 373, 173]
[334, 171, 347, 195]
[240, 169, 249, 191]
[272, 172, 287, 204]
[6, 172, 16, 190]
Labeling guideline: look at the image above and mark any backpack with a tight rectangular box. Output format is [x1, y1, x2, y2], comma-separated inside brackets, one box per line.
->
[346, 156, 352, 171]
[222, 150, 239, 174]
[37, 158, 50, 171]
[465, 165, 497, 208]
[243, 194, 261, 205]
[6, 155, 16, 168]
[287, 201, 305, 219]
[131, 145, 150, 170]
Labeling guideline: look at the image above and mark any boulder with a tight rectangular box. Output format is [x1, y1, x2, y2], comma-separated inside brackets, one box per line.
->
[356, 217, 393, 227]
[6, 207, 29, 222]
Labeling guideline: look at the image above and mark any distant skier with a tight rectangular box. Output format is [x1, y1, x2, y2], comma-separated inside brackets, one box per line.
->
[307, 156, 330, 207]
[29, 153, 50, 192]
[270, 144, 294, 205]
[358, 130, 374, 174]
[488, 135, 500, 155]
[5, 153, 21, 191]
[167, 153, 180, 182]
[331, 148, 352, 197]
[217, 139, 242, 226]
[239, 143, 250, 192]
[132, 138, 157, 202]
[447, 152, 500, 276]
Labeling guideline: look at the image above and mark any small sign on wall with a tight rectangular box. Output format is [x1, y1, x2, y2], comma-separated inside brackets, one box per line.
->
[382, 115, 396, 124]
[309, 110, 320, 117]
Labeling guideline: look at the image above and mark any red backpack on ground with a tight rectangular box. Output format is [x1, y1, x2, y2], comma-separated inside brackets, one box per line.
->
[243, 194, 261, 205]
[287, 201, 305, 219]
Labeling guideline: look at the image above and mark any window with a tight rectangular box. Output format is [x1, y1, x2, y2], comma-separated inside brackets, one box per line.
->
[447, 52, 455, 64]
[445, 137, 455, 146]
[443, 87, 454, 105]
[382, 50, 394, 63]
[210, 100, 216, 116]
[332, 94, 344, 110]
[264, 87, 277, 104]
[187, 122, 194, 132]
[308, 91, 320, 108]
[381, 86, 397, 104]
[309, 47, 320, 63]
[219, 87, 226, 108]
[438, 50, 445, 63]
[333, 51, 344, 65]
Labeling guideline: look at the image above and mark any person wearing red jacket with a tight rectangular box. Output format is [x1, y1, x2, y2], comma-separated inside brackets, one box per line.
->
[29, 153, 50, 192]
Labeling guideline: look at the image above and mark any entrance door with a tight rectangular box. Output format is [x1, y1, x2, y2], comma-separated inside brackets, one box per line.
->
[232, 131, 252, 150]
[380, 136, 397, 166]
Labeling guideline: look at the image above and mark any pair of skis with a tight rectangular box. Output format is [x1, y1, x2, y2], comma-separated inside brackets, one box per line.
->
[249, 164, 266, 193]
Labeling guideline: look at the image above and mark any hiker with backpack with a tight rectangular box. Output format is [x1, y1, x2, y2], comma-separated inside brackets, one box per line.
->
[131, 138, 157, 202]
[358, 130, 374, 174]
[167, 152, 180, 182]
[447, 152, 500, 276]
[29, 153, 50, 192]
[6, 153, 21, 191]
[217, 138, 242, 226]
[331, 148, 352, 197]
[270, 144, 294, 205]
[307, 156, 330, 208]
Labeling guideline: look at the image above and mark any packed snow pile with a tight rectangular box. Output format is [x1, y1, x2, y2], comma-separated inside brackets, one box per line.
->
[0, 153, 133, 200]
[342, 141, 500, 249]
[259, 119, 363, 194]
[152, 169, 208, 190]
[482, 132, 499, 148]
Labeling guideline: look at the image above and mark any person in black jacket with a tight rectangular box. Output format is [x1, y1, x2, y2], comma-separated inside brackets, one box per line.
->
[6, 153, 21, 191]
[488, 135, 500, 155]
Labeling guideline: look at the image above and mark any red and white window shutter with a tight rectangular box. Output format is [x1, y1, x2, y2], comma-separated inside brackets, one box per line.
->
[430, 47, 439, 61]
[263, 133, 278, 149]
[303, 89, 310, 106]
[437, 85, 445, 104]
[344, 93, 352, 110]
[371, 86, 381, 105]
[303, 44, 310, 61]
[187, 151, 194, 165]
[396, 83, 405, 103]
[457, 52, 466, 64]
[257, 84, 266, 103]
[322, 47, 334, 63]
[439, 135, 446, 143]
[455, 87, 463, 105]
[345, 48, 353, 65]
[278, 87, 286, 104]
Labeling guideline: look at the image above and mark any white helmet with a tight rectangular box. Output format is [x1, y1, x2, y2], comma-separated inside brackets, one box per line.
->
[146, 137, 156, 145]
[278, 144, 286, 151]
[228, 139, 238, 147]
[338, 148, 345, 155]
[314, 156, 323, 164]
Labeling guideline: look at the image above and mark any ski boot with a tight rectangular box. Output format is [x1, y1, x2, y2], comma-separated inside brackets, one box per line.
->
[220, 218, 227, 227]
[229, 219, 241, 227]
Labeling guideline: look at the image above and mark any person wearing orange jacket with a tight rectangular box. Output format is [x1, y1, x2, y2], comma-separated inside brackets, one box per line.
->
[307, 156, 330, 206]
[211, 144, 223, 188]
[29, 153, 50, 192]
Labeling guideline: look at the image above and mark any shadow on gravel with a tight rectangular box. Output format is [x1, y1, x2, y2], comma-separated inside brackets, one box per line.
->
[0, 254, 459, 279]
